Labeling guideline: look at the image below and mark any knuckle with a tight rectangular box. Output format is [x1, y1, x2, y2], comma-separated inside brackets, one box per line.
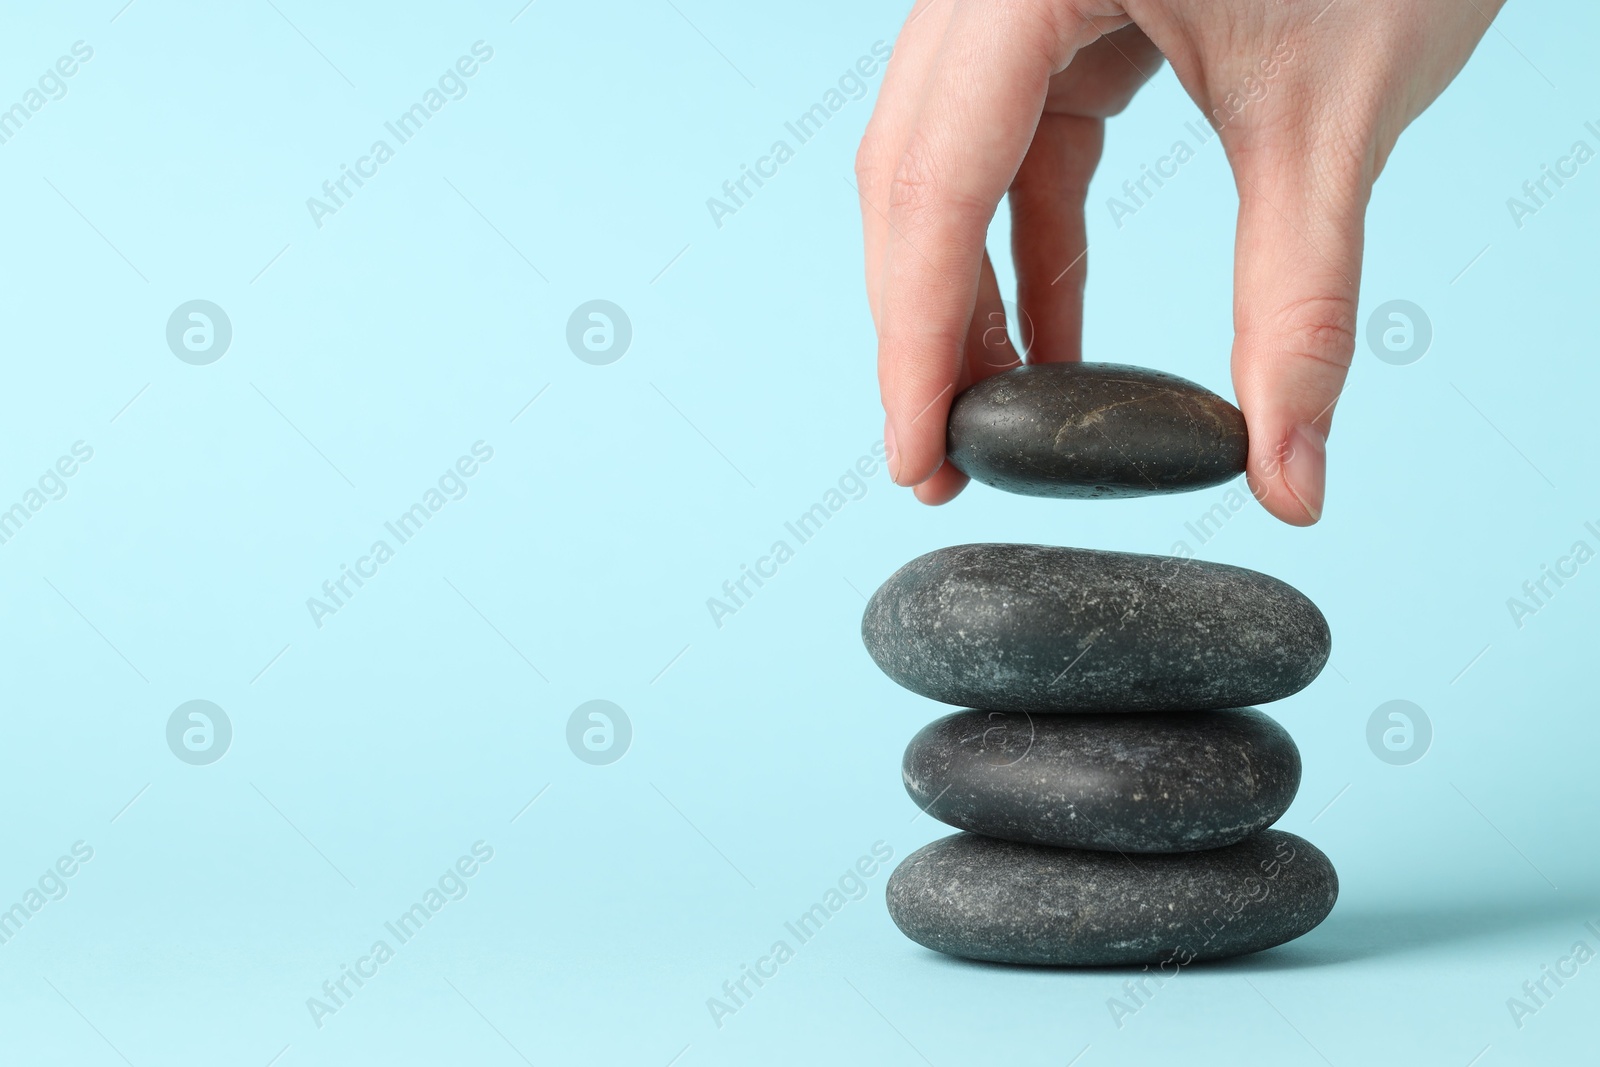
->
[1274, 293, 1358, 369]
[1315, 120, 1380, 192]
[854, 131, 885, 186]
[887, 132, 987, 225]
[887, 135, 942, 216]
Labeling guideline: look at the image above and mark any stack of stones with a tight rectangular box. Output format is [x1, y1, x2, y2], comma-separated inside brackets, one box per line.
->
[862, 363, 1337, 965]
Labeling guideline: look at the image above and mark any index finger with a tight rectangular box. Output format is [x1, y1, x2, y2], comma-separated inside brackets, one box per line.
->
[877, 2, 1103, 486]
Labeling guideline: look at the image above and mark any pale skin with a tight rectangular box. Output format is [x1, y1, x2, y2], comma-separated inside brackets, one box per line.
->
[856, 0, 1503, 522]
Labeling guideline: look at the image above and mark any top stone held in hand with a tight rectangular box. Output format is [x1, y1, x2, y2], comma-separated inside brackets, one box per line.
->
[946, 362, 1247, 498]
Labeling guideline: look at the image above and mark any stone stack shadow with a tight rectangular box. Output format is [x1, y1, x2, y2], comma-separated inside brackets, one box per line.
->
[861, 363, 1338, 966]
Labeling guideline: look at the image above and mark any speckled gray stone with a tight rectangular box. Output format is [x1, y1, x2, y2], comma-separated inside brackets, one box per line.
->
[947, 362, 1248, 498]
[903, 707, 1300, 852]
[862, 543, 1329, 712]
[886, 829, 1336, 965]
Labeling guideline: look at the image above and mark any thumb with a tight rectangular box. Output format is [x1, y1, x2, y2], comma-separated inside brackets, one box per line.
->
[1229, 153, 1369, 526]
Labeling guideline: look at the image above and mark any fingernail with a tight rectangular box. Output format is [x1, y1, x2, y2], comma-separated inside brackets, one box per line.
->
[884, 419, 902, 484]
[1282, 423, 1326, 523]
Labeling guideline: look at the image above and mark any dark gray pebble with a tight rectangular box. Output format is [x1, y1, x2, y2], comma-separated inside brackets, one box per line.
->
[903, 707, 1300, 852]
[862, 543, 1329, 712]
[886, 829, 1336, 965]
[946, 362, 1248, 498]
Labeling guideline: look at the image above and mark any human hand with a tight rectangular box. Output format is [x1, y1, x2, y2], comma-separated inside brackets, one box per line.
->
[854, 0, 1501, 522]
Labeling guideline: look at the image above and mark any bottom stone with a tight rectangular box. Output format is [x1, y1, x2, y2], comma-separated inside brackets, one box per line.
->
[886, 829, 1336, 965]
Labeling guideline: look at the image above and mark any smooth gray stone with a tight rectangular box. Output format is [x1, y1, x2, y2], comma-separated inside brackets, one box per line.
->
[862, 543, 1329, 712]
[886, 829, 1336, 966]
[946, 362, 1247, 498]
[903, 707, 1300, 852]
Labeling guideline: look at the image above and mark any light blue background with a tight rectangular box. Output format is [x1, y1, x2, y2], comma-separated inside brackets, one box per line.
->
[1, 1, 1596, 1064]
